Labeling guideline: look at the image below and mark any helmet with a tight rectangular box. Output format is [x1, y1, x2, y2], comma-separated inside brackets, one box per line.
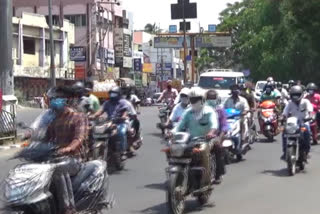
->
[277, 82, 282, 88]
[110, 86, 121, 94]
[188, 87, 205, 99]
[265, 82, 274, 89]
[72, 81, 85, 91]
[288, 80, 295, 85]
[267, 77, 274, 82]
[180, 88, 190, 97]
[290, 85, 304, 102]
[306, 83, 318, 91]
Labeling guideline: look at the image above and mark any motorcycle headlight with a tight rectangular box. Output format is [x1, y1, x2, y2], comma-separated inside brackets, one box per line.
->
[170, 144, 187, 157]
[4, 164, 54, 203]
[285, 123, 299, 134]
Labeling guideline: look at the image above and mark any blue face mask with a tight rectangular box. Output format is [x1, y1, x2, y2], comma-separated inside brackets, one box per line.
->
[49, 98, 67, 111]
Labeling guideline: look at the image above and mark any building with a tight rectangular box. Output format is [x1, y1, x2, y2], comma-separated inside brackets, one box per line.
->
[12, 12, 75, 99]
[13, 0, 131, 81]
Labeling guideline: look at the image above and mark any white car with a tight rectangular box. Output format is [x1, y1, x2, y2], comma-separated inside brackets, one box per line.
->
[255, 81, 267, 101]
[198, 69, 245, 104]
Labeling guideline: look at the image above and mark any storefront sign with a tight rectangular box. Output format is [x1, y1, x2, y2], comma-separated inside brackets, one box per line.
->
[107, 49, 115, 65]
[143, 63, 153, 73]
[70, 47, 86, 61]
[123, 57, 132, 68]
[75, 64, 86, 80]
[134, 58, 142, 72]
[156, 63, 172, 72]
[154, 37, 191, 48]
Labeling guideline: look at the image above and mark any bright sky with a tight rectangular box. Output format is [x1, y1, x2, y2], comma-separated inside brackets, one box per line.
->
[122, 0, 239, 31]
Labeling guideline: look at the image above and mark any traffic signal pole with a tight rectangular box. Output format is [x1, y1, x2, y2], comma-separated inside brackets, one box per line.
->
[0, 0, 14, 95]
[182, 0, 188, 83]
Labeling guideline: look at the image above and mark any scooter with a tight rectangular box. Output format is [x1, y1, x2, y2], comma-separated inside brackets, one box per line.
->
[223, 108, 251, 162]
[157, 103, 172, 134]
[1, 142, 114, 213]
[258, 100, 279, 142]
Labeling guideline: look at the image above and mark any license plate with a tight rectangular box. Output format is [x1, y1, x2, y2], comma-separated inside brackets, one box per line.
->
[168, 158, 191, 164]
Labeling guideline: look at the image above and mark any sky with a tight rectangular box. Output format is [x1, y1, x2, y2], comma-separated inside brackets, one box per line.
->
[122, 0, 239, 31]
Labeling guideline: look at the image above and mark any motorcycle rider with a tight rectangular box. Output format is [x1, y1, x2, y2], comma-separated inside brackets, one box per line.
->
[206, 89, 228, 184]
[166, 87, 190, 128]
[44, 86, 88, 214]
[240, 82, 256, 128]
[157, 80, 178, 104]
[277, 82, 289, 102]
[224, 84, 250, 146]
[90, 86, 131, 160]
[305, 83, 320, 144]
[170, 87, 218, 188]
[281, 85, 313, 160]
[288, 80, 296, 90]
[127, 88, 141, 114]
[260, 83, 279, 102]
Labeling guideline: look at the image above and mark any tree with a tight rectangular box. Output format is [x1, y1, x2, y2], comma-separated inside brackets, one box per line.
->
[144, 23, 162, 34]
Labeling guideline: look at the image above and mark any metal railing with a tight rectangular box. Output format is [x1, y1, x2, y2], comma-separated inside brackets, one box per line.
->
[0, 108, 17, 141]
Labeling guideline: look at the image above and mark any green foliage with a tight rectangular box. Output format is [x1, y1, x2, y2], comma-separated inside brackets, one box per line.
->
[144, 23, 162, 34]
[215, 0, 320, 82]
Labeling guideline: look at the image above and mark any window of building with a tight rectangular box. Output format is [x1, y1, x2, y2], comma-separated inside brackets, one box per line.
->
[45, 15, 60, 26]
[23, 37, 35, 55]
[64, 14, 86, 27]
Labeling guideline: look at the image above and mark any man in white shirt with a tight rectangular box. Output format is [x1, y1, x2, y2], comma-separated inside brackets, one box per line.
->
[281, 85, 313, 160]
[224, 84, 250, 145]
[166, 88, 190, 128]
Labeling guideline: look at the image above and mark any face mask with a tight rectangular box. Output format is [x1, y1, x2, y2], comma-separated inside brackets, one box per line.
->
[180, 97, 189, 105]
[291, 95, 301, 102]
[309, 90, 314, 95]
[207, 100, 218, 108]
[50, 98, 67, 111]
[191, 100, 203, 112]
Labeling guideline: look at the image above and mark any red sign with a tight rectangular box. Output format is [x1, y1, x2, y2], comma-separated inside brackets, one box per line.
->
[75, 65, 86, 80]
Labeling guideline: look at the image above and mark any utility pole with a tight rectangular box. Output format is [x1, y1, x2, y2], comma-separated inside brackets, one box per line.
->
[182, 0, 188, 83]
[0, 0, 14, 95]
[98, 6, 105, 81]
[48, 0, 56, 87]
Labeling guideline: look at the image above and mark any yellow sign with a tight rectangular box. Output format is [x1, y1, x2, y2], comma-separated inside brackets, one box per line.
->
[143, 63, 153, 73]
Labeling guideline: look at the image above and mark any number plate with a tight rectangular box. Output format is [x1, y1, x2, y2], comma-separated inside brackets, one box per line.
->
[168, 158, 191, 164]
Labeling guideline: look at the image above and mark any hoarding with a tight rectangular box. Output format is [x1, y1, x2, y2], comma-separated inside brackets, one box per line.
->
[154, 37, 191, 48]
[196, 36, 232, 48]
[70, 47, 86, 61]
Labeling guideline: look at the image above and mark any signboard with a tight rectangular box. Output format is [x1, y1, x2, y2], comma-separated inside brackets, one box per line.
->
[123, 33, 132, 57]
[107, 49, 115, 65]
[208, 24, 217, 32]
[169, 25, 177, 33]
[156, 63, 172, 72]
[123, 57, 132, 68]
[171, 1, 197, 20]
[196, 36, 232, 48]
[154, 37, 191, 48]
[75, 64, 86, 80]
[134, 58, 142, 72]
[70, 47, 86, 61]
[143, 63, 153, 73]
[134, 73, 142, 87]
[115, 28, 124, 65]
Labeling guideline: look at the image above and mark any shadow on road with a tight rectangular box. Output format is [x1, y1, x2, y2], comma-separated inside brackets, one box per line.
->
[135, 200, 215, 214]
[261, 168, 289, 177]
[147, 133, 163, 138]
[144, 182, 167, 191]
[256, 137, 275, 143]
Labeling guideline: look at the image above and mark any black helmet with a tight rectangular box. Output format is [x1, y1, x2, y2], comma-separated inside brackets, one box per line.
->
[277, 82, 282, 88]
[72, 81, 85, 90]
[290, 85, 303, 102]
[306, 83, 318, 91]
[46, 86, 70, 99]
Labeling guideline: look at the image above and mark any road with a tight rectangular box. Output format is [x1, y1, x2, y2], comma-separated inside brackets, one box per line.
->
[1, 107, 320, 214]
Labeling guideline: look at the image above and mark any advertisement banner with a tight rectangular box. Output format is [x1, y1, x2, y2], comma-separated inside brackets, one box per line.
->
[114, 28, 124, 65]
[156, 63, 172, 72]
[107, 49, 115, 65]
[123, 33, 132, 57]
[143, 63, 153, 73]
[196, 36, 232, 48]
[134, 58, 142, 72]
[154, 37, 191, 48]
[75, 64, 86, 80]
[70, 47, 86, 61]
[123, 57, 132, 68]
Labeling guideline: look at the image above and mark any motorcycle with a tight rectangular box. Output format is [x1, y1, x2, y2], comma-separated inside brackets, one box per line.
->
[223, 108, 250, 162]
[90, 117, 125, 172]
[284, 117, 309, 176]
[162, 132, 214, 214]
[258, 100, 278, 142]
[127, 114, 143, 157]
[1, 141, 114, 213]
[157, 102, 173, 134]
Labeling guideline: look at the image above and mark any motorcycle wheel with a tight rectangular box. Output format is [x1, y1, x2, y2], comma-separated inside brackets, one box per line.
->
[114, 152, 125, 171]
[267, 135, 274, 142]
[197, 190, 212, 206]
[236, 154, 243, 162]
[287, 147, 296, 176]
[167, 173, 185, 214]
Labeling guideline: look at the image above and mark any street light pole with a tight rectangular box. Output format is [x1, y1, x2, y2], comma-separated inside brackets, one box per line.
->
[0, 0, 14, 95]
[48, 0, 56, 87]
[182, 0, 187, 83]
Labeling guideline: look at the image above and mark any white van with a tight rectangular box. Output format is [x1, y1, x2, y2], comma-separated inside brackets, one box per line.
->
[198, 69, 245, 103]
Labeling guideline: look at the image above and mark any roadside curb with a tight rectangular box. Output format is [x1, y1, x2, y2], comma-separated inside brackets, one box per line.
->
[0, 144, 24, 150]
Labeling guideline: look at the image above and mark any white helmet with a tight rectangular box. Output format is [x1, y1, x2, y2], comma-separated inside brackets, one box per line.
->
[188, 87, 205, 99]
[267, 77, 274, 82]
[180, 88, 190, 97]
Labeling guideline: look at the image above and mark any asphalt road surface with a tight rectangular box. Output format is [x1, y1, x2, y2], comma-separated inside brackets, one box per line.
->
[1, 107, 320, 214]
